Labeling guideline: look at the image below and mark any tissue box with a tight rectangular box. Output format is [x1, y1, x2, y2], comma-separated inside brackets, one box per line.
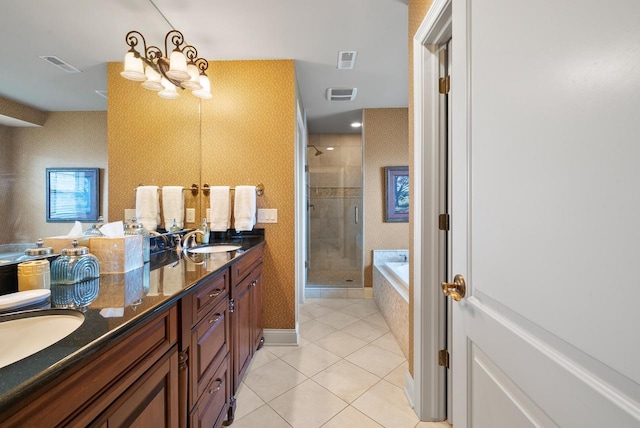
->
[89, 235, 143, 273]
[43, 236, 90, 253]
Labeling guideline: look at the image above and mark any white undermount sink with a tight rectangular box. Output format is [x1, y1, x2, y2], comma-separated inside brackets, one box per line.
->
[0, 309, 85, 369]
[188, 245, 242, 254]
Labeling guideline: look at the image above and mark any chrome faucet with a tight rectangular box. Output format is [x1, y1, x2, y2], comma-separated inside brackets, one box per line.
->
[181, 229, 205, 251]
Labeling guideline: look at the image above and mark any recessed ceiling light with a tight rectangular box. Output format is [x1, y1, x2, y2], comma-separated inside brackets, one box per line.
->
[326, 147, 335, 151]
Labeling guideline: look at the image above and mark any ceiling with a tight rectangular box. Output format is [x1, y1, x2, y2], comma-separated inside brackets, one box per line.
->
[0, 0, 409, 134]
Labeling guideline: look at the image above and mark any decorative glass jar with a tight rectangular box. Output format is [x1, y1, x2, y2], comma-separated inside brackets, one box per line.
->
[50, 240, 100, 285]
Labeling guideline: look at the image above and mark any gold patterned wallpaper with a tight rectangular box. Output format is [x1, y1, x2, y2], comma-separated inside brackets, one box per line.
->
[363, 107, 410, 290]
[107, 60, 297, 330]
[408, 0, 434, 377]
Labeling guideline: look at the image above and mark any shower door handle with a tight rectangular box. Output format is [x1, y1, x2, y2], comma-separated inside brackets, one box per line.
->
[355, 207, 359, 224]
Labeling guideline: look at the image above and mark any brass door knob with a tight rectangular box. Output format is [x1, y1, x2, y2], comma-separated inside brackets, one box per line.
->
[441, 274, 466, 301]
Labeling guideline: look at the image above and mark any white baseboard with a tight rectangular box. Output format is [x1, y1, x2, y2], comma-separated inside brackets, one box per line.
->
[404, 371, 415, 409]
[263, 325, 299, 346]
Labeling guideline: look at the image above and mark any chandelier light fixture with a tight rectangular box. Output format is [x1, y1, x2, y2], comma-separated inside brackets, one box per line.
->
[120, 30, 212, 100]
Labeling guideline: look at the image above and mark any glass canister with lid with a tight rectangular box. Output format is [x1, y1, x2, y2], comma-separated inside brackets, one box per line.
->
[125, 218, 150, 263]
[50, 240, 100, 285]
[83, 216, 105, 237]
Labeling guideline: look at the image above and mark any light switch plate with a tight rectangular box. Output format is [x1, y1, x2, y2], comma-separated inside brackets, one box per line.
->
[257, 208, 278, 223]
[206, 208, 211, 220]
[186, 208, 196, 223]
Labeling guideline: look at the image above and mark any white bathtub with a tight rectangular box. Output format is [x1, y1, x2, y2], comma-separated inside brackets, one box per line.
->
[377, 261, 408, 302]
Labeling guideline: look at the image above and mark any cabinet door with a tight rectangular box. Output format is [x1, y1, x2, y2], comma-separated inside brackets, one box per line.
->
[249, 264, 264, 351]
[232, 273, 252, 391]
[191, 297, 230, 404]
[93, 346, 179, 427]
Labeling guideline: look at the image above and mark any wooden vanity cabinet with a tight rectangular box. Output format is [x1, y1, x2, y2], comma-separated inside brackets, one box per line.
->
[180, 268, 231, 428]
[226, 244, 264, 424]
[0, 305, 179, 427]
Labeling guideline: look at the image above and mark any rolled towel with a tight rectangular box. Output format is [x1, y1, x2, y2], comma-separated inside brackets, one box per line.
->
[233, 186, 256, 231]
[162, 186, 184, 230]
[210, 186, 231, 232]
[135, 186, 159, 231]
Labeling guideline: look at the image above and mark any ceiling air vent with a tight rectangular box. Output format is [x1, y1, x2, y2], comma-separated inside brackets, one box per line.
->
[39, 56, 82, 73]
[326, 87, 357, 101]
[337, 51, 357, 70]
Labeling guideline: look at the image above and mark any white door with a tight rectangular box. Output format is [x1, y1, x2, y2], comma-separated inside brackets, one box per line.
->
[447, 0, 640, 426]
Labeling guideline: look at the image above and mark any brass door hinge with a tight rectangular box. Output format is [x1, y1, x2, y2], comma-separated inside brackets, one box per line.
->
[439, 349, 450, 368]
[439, 213, 450, 231]
[439, 75, 450, 94]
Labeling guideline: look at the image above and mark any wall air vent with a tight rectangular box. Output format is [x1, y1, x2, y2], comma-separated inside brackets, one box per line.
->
[337, 51, 357, 69]
[39, 56, 82, 73]
[326, 87, 357, 101]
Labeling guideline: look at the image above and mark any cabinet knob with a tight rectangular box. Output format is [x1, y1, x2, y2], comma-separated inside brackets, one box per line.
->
[209, 289, 222, 298]
[251, 280, 257, 287]
[209, 379, 223, 394]
[208, 314, 222, 324]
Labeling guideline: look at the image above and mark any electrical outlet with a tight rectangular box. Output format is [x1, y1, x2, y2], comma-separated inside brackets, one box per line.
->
[186, 208, 196, 223]
[124, 209, 136, 221]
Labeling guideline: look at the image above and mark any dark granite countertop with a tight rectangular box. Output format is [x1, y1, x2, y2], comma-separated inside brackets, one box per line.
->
[0, 232, 264, 413]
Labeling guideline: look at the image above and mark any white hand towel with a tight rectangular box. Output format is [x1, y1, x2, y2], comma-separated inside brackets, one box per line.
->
[233, 186, 256, 231]
[162, 186, 184, 230]
[210, 186, 231, 232]
[135, 186, 159, 231]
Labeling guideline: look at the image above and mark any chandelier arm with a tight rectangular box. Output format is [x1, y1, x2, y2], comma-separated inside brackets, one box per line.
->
[165, 30, 185, 55]
[183, 45, 198, 63]
[125, 30, 147, 56]
[194, 58, 209, 75]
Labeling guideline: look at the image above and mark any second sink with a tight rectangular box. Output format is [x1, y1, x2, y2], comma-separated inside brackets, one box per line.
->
[188, 245, 242, 254]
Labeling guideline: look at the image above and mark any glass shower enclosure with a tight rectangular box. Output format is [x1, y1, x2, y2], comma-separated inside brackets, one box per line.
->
[306, 139, 363, 288]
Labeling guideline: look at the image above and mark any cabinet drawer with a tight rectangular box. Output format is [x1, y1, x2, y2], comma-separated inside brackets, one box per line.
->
[190, 354, 230, 428]
[231, 245, 263, 285]
[191, 297, 230, 402]
[192, 269, 229, 326]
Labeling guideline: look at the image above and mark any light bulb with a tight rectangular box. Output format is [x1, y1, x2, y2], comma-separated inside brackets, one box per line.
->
[141, 66, 164, 91]
[192, 74, 212, 99]
[166, 49, 190, 81]
[181, 63, 203, 90]
[158, 77, 179, 99]
[120, 52, 146, 81]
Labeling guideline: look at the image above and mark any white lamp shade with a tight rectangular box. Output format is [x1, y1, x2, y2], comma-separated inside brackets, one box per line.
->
[141, 66, 164, 91]
[181, 64, 203, 90]
[121, 52, 146, 81]
[192, 74, 212, 99]
[158, 77, 179, 99]
[166, 50, 190, 81]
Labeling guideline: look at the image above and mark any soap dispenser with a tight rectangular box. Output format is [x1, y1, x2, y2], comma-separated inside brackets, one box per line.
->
[198, 218, 210, 244]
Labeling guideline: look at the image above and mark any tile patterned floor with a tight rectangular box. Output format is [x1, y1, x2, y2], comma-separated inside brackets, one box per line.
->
[232, 297, 452, 428]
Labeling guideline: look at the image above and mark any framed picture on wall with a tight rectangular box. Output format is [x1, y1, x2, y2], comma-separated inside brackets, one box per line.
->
[46, 168, 100, 222]
[384, 166, 409, 223]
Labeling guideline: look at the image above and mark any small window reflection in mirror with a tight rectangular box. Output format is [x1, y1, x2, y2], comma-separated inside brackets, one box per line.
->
[46, 168, 100, 222]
